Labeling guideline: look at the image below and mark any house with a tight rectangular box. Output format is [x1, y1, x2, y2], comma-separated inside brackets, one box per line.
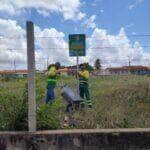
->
[106, 66, 150, 75]
[92, 69, 110, 76]
[0, 70, 28, 78]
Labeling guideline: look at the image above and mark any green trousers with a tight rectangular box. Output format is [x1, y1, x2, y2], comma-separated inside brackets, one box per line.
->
[79, 83, 92, 107]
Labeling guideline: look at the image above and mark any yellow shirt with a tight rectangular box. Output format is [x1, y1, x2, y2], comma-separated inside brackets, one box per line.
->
[79, 70, 89, 79]
[46, 66, 57, 86]
[47, 66, 56, 77]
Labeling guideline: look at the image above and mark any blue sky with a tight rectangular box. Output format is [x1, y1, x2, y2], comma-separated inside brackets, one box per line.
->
[1, 0, 150, 40]
[0, 0, 150, 69]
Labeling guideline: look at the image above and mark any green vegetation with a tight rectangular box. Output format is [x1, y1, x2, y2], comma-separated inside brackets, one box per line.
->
[0, 75, 150, 131]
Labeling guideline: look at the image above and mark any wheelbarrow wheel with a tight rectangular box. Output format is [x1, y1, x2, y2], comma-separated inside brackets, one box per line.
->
[66, 103, 74, 113]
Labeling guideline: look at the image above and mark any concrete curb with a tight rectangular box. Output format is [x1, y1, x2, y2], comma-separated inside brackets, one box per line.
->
[1, 128, 150, 135]
[1, 128, 150, 150]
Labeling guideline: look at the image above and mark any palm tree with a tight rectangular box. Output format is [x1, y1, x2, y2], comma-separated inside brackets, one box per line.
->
[94, 59, 101, 70]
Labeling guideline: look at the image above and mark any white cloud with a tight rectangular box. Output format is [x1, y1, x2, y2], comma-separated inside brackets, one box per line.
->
[77, 12, 86, 20]
[83, 15, 97, 29]
[34, 26, 75, 69]
[128, 0, 144, 10]
[85, 27, 150, 67]
[0, 0, 85, 20]
[0, 19, 149, 70]
[100, 9, 104, 13]
[126, 23, 134, 28]
[0, 18, 75, 70]
[37, 9, 50, 17]
[132, 32, 137, 35]
[0, 18, 26, 70]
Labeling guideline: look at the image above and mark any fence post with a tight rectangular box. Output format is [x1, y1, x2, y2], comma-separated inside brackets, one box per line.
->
[26, 21, 36, 132]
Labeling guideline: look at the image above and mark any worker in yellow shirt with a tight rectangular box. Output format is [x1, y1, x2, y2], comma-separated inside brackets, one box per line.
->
[45, 62, 61, 104]
[78, 64, 92, 108]
[45, 62, 69, 104]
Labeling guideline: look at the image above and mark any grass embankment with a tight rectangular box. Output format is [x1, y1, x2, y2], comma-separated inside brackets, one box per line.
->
[0, 75, 150, 130]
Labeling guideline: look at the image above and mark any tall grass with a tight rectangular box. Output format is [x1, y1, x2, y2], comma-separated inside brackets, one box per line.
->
[0, 75, 149, 130]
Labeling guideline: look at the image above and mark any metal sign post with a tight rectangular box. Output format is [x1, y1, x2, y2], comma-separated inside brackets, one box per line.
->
[69, 34, 86, 99]
[26, 21, 36, 132]
[76, 54, 79, 99]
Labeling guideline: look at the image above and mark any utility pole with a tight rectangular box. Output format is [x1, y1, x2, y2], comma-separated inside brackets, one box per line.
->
[46, 56, 49, 69]
[13, 59, 16, 71]
[26, 21, 36, 132]
[76, 54, 79, 99]
[128, 56, 131, 67]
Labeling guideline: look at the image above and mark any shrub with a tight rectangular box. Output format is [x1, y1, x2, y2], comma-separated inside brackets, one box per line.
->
[0, 75, 150, 130]
[0, 82, 28, 131]
[37, 99, 64, 130]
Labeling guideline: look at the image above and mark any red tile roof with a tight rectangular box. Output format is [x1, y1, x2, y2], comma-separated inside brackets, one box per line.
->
[106, 66, 150, 71]
[0, 70, 28, 74]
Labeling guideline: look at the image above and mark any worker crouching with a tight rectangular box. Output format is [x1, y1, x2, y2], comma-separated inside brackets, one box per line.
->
[78, 64, 92, 108]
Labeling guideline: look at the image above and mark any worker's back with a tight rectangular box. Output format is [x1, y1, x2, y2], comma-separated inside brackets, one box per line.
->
[47, 66, 57, 87]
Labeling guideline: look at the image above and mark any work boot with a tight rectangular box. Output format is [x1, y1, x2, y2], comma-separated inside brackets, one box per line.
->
[88, 104, 92, 109]
[80, 100, 85, 109]
[80, 103, 85, 109]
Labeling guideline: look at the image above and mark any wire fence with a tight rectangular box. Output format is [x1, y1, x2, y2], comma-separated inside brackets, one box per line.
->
[0, 33, 150, 70]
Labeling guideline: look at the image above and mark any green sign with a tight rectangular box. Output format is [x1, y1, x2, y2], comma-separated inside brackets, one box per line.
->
[69, 34, 86, 57]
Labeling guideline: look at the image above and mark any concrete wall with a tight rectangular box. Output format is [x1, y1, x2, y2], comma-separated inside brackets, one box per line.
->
[1, 129, 150, 150]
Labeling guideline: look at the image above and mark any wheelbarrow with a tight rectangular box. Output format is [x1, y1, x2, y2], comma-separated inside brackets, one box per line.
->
[61, 85, 82, 113]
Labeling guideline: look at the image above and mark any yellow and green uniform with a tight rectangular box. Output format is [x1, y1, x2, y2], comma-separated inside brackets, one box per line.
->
[78, 70, 92, 107]
[45, 66, 57, 103]
[47, 66, 57, 87]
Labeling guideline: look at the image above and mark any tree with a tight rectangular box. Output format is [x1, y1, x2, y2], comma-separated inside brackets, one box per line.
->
[84, 63, 94, 72]
[79, 63, 94, 72]
[94, 59, 101, 70]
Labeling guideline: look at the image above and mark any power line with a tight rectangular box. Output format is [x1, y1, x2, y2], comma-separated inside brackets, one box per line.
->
[35, 34, 150, 38]
[1, 34, 150, 39]
[36, 57, 150, 61]
[0, 37, 26, 40]
[2, 45, 150, 51]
